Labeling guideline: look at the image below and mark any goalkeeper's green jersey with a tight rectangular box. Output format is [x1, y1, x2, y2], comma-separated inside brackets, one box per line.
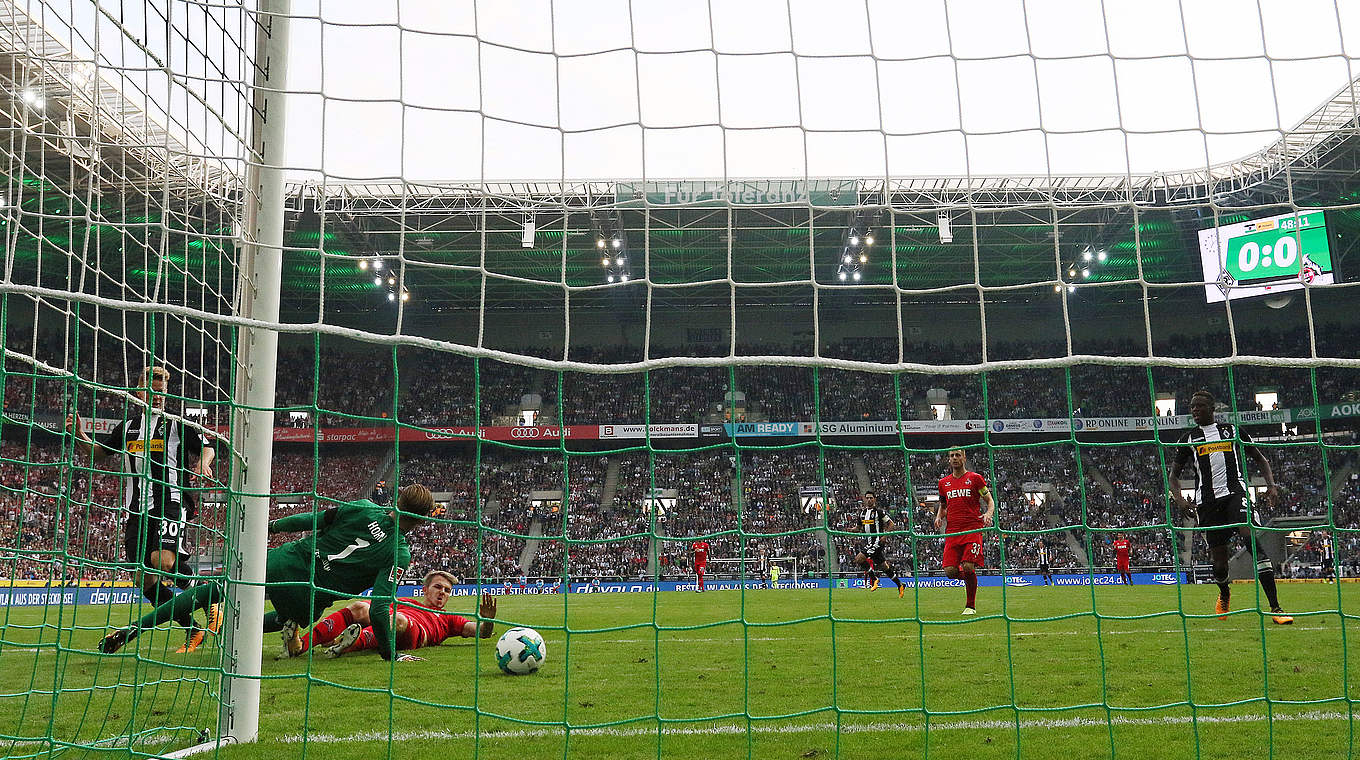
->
[271, 499, 412, 594]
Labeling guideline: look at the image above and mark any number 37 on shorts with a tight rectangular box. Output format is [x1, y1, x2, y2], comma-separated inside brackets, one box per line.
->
[943, 535, 985, 568]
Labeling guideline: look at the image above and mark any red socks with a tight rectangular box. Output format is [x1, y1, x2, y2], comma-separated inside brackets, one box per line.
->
[349, 627, 376, 652]
[697, 569, 705, 591]
[301, 607, 356, 651]
[962, 568, 978, 609]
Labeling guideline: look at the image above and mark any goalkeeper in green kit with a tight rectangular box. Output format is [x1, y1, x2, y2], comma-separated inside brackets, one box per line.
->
[98, 484, 435, 662]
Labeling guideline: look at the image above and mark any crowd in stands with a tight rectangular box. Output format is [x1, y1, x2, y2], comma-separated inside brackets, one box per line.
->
[6, 320, 1360, 585]
[3, 431, 1356, 583]
[9, 325, 1360, 441]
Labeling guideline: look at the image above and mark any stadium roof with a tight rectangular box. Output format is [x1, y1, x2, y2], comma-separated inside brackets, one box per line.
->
[1, 6, 1359, 317]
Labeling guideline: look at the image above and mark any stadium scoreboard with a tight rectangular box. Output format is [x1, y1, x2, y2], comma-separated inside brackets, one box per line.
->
[1198, 209, 1335, 303]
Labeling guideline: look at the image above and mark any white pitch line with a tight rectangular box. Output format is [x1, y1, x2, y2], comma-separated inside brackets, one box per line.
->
[5, 710, 1352, 755]
[603, 624, 1327, 643]
[275, 708, 1354, 744]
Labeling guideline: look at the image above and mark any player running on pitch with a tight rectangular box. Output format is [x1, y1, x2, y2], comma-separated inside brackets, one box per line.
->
[300, 570, 497, 660]
[853, 491, 906, 597]
[936, 448, 995, 615]
[1170, 390, 1292, 625]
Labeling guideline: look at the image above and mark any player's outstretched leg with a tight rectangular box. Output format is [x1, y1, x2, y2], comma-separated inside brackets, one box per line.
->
[300, 606, 360, 653]
[99, 582, 222, 654]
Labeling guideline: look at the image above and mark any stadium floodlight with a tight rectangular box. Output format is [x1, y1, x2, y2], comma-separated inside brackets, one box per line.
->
[1097, 250, 1108, 262]
[601, 257, 609, 266]
[607, 274, 616, 283]
[843, 254, 852, 264]
[521, 218, 535, 248]
[620, 274, 629, 282]
[387, 292, 396, 302]
[596, 239, 605, 248]
[387, 276, 396, 285]
[615, 257, 624, 266]
[372, 276, 382, 286]
[612, 238, 621, 248]
[1053, 284, 1062, 292]
[864, 235, 874, 246]
[358, 259, 368, 270]
[400, 290, 410, 302]
[937, 212, 952, 244]
[849, 235, 860, 246]
[852, 271, 861, 281]
[1081, 269, 1091, 279]
[1082, 249, 1093, 261]
[1068, 267, 1076, 277]
[373, 259, 384, 270]
[838, 271, 847, 281]
[20, 88, 43, 109]
[1067, 285, 1076, 293]
[858, 254, 867, 264]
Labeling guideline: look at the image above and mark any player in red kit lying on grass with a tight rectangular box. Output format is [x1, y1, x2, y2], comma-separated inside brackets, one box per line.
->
[295, 570, 496, 662]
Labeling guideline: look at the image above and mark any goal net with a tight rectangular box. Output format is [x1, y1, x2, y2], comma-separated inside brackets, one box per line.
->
[3, 1, 1360, 759]
[0, 0, 247, 755]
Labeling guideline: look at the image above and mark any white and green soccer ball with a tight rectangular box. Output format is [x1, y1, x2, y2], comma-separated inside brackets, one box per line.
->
[496, 627, 546, 675]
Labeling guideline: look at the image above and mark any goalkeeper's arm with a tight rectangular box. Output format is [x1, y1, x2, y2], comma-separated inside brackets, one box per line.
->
[370, 562, 409, 661]
[268, 507, 339, 535]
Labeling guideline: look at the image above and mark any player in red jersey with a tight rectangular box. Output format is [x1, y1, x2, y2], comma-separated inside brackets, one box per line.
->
[692, 540, 710, 592]
[298, 570, 496, 661]
[1111, 533, 1132, 585]
[935, 448, 995, 616]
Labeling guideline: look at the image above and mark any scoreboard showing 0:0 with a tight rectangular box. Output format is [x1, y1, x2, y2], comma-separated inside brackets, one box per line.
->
[1197, 209, 1336, 304]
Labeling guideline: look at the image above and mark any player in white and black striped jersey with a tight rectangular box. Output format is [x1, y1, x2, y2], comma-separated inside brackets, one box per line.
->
[68, 365, 220, 651]
[853, 491, 906, 597]
[1037, 540, 1053, 586]
[1170, 389, 1292, 625]
[1319, 531, 1336, 583]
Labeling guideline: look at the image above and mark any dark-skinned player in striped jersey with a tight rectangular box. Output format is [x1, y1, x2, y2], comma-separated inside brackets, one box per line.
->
[1170, 390, 1292, 625]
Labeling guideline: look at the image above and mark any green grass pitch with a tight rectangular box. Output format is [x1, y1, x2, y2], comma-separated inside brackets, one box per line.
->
[2, 582, 1358, 759]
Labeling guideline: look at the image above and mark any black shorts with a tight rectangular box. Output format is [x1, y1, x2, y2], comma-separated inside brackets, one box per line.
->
[124, 504, 189, 567]
[1039, 563, 1050, 574]
[861, 542, 888, 566]
[1197, 494, 1260, 549]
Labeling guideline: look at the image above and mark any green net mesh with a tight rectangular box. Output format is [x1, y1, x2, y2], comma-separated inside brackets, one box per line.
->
[4, 1, 1360, 758]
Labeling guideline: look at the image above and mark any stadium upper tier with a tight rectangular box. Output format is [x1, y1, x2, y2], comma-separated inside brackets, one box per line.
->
[6, 323, 1359, 433]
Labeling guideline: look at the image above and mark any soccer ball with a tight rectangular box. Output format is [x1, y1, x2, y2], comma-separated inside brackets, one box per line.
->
[495, 627, 546, 675]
